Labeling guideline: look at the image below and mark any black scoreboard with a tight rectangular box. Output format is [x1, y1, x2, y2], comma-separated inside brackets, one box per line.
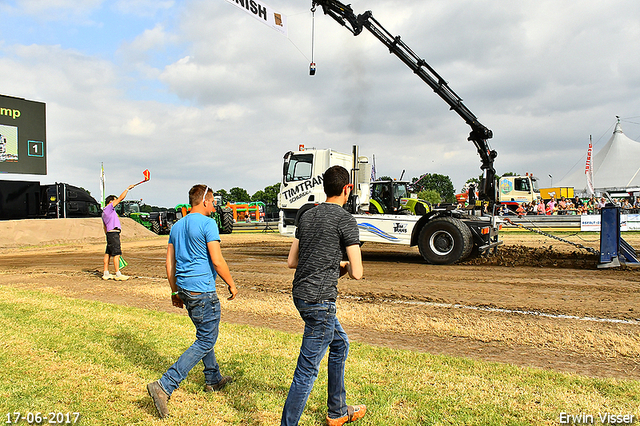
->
[0, 94, 47, 175]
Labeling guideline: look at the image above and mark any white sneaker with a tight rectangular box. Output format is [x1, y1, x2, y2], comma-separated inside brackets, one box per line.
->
[102, 272, 113, 280]
[114, 273, 129, 281]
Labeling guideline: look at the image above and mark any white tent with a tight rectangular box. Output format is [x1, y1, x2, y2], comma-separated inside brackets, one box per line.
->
[558, 121, 640, 194]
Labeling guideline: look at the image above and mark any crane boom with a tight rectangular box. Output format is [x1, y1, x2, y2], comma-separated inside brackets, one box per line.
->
[312, 0, 498, 203]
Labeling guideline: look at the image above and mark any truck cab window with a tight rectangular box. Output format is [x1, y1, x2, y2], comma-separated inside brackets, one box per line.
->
[514, 178, 530, 192]
[286, 154, 313, 182]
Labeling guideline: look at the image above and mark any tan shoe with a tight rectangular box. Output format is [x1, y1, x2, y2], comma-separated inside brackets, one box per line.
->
[114, 273, 129, 281]
[147, 381, 170, 419]
[326, 405, 366, 426]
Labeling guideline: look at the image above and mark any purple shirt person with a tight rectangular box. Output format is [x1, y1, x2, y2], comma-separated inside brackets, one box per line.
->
[102, 184, 135, 280]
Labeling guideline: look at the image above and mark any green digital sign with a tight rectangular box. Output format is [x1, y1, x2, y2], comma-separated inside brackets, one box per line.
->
[0, 94, 47, 175]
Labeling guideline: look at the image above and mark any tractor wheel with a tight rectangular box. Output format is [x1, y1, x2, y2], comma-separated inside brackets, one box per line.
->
[417, 217, 473, 265]
[151, 220, 160, 234]
[221, 209, 234, 234]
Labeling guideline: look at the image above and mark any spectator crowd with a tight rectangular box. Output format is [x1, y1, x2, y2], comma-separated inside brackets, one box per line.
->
[499, 195, 640, 217]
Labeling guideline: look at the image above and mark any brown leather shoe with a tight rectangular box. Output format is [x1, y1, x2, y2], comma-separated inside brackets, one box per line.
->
[147, 381, 170, 418]
[204, 376, 233, 392]
[326, 405, 367, 426]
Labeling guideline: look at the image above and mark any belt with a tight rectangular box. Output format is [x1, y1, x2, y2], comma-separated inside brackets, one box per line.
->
[178, 289, 202, 296]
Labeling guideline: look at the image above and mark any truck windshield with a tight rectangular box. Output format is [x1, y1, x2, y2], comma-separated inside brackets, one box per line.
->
[531, 178, 540, 192]
[285, 154, 313, 182]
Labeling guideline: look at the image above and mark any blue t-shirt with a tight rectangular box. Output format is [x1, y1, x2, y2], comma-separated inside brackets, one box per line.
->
[168, 212, 220, 293]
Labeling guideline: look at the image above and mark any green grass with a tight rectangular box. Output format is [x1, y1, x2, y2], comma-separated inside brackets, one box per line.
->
[0, 287, 638, 425]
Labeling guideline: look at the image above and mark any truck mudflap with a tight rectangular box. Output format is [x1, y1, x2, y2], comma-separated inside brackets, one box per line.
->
[460, 214, 503, 255]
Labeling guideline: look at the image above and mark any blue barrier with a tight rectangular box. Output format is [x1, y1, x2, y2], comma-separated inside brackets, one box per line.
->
[598, 206, 640, 268]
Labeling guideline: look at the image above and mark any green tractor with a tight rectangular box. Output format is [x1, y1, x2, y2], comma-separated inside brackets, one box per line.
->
[175, 198, 234, 234]
[369, 180, 431, 216]
[115, 200, 153, 230]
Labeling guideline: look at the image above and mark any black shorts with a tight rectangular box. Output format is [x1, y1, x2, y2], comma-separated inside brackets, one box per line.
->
[105, 230, 122, 256]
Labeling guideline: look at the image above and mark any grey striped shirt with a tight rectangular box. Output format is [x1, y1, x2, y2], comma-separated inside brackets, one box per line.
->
[292, 203, 360, 302]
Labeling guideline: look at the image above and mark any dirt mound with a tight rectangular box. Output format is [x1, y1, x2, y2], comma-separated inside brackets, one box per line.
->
[462, 244, 599, 268]
[0, 217, 157, 248]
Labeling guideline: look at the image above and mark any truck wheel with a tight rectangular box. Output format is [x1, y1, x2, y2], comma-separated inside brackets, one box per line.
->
[152, 221, 160, 234]
[221, 210, 234, 234]
[418, 217, 473, 265]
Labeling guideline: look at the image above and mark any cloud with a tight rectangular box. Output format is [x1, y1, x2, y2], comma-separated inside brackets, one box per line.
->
[4, 0, 104, 21]
[118, 23, 179, 65]
[113, 0, 174, 17]
[2, 0, 640, 206]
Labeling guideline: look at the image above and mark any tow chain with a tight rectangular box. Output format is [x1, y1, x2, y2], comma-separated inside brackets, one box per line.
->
[503, 218, 600, 255]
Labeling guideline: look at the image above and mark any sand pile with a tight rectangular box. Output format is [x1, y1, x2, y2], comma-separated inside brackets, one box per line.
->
[0, 218, 157, 248]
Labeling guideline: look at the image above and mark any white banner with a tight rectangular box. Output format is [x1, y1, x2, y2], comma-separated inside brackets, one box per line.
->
[580, 214, 637, 232]
[224, 0, 287, 36]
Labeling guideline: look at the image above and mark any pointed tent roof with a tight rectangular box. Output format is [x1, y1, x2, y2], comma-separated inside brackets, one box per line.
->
[558, 121, 640, 193]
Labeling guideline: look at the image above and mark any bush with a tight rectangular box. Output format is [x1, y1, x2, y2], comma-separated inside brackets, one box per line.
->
[417, 189, 441, 204]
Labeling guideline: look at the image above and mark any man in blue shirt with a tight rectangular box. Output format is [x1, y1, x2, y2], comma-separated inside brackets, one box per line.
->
[147, 184, 238, 419]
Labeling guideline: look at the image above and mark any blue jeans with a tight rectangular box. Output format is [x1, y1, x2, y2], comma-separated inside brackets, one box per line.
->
[281, 298, 349, 426]
[159, 290, 223, 396]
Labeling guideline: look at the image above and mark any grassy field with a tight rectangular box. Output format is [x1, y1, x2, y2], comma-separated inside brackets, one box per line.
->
[1, 286, 638, 426]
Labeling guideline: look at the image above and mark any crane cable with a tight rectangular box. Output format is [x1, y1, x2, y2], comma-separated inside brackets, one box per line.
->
[310, 4, 316, 75]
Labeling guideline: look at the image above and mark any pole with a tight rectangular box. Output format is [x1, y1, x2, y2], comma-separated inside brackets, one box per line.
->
[100, 162, 105, 208]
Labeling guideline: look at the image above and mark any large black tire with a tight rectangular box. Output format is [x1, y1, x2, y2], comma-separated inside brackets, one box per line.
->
[151, 220, 160, 234]
[417, 217, 473, 265]
[221, 209, 234, 234]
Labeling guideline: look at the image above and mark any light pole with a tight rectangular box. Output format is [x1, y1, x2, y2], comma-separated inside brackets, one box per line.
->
[548, 174, 553, 187]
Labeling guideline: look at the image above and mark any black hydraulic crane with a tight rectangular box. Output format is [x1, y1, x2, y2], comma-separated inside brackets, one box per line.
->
[311, 0, 498, 205]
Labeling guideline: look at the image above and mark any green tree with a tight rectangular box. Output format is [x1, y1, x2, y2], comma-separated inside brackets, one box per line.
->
[413, 173, 455, 203]
[252, 183, 280, 204]
[251, 190, 267, 203]
[378, 175, 392, 181]
[229, 187, 251, 202]
[417, 189, 442, 204]
[465, 176, 481, 186]
[140, 204, 167, 212]
[215, 189, 229, 203]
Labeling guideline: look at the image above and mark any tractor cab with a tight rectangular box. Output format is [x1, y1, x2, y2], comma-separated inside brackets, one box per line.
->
[118, 201, 141, 215]
[369, 180, 431, 215]
[370, 181, 408, 214]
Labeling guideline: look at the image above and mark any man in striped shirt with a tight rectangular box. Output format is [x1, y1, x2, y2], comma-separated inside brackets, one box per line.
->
[281, 165, 365, 426]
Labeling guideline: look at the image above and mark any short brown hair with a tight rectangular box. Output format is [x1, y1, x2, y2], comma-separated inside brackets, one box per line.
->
[323, 165, 350, 197]
[189, 184, 212, 206]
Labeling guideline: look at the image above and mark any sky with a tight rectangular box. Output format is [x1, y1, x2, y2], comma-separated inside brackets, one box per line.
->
[1, 0, 640, 207]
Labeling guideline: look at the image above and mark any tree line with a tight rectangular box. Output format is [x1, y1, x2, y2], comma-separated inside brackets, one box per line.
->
[139, 171, 526, 213]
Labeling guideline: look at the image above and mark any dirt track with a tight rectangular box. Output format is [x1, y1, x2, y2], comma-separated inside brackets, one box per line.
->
[1, 230, 640, 381]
